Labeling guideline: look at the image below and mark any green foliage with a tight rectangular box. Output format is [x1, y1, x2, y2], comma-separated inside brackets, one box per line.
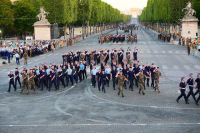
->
[13, 0, 38, 33]
[0, 0, 14, 28]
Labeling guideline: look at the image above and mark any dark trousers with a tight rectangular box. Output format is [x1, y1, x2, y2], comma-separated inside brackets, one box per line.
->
[57, 77, 65, 89]
[92, 75, 96, 87]
[98, 78, 101, 90]
[78, 72, 82, 81]
[129, 78, 133, 90]
[146, 78, 150, 86]
[186, 87, 197, 102]
[74, 73, 78, 83]
[16, 57, 20, 65]
[83, 69, 87, 79]
[67, 75, 73, 85]
[15, 77, 21, 88]
[101, 79, 106, 92]
[144, 77, 146, 88]
[8, 56, 10, 63]
[177, 89, 187, 103]
[49, 79, 57, 91]
[34, 77, 39, 87]
[81, 70, 84, 80]
[112, 77, 116, 89]
[106, 74, 110, 86]
[196, 89, 200, 103]
[8, 80, 16, 91]
[151, 76, 154, 87]
[40, 78, 47, 90]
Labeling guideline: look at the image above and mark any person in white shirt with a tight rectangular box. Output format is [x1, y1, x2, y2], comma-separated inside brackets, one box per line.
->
[15, 52, 20, 65]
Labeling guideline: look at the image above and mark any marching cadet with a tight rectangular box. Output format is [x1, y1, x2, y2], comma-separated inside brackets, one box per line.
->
[133, 48, 138, 61]
[176, 77, 189, 104]
[80, 62, 85, 80]
[7, 71, 16, 92]
[133, 63, 140, 87]
[126, 53, 131, 64]
[72, 65, 78, 83]
[111, 66, 117, 90]
[24, 50, 28, 65]
[150, 63, 156, 88]
[40, 69, 47, 91]
[91, 66, 97, 88]
[100, 70, 108, 93]
[67, 66, 73, 86]
[185, 73, 198, 105]
[136, 70, 145, 95]
[49, 69, 58, 91]
[153, 67, 163, 93]
[116, 71, 128, 97]
[28, 69, 36, 94]
[20, 70, 29, 94]
[57, 68, 65, 89]
[96, 68, 102, 91]
[145, 62, 151, 87]
[14, 68, 21, 89]
[105, 65, 111, 87]
[187, 43, 190, 55]
[195, 73, 200, 105]
[142, 65, 150, 90]
[83, 61, 87, 79]
[127, 67, 136, 91]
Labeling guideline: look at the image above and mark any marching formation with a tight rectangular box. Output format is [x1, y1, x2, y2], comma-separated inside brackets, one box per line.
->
[176, 74, 200, 105]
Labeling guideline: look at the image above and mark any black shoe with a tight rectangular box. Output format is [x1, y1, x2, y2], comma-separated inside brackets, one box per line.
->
[14, 89, 16, 91]
[139, 92, 141, 94]
[142, 92, 145, 95]
[122, 95, 124, 97]
[131, 89, 133, 91]
[195, 102, 199, 106]
[144, 88, 146, 90]
[118, 93, 120, 95]
[99, 89, 100, 91]
[40, 89, 43, 91]
[176, 99, 179, 103]
[104, 91, 106, 93]
[7, 90, 10, 92]
[186, 102, 189, 104]
[125, 87, 127, 89]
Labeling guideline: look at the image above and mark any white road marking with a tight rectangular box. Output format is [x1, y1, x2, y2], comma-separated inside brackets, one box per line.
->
[168, 51, 172, 53]
[176, 51, 180, 53]
[147, 51, 151, 53]
[54, 53, 59, 55]
[184, 65, 190, 70]
[28, 62, 33, 65]
[140, 51, 144, 53]
[154, 51, 158, 53]
[34, 59, 40, 61]
[47, 54, 52, 56]
[162, 51, 166, 53]
[173, 65, 179, 69]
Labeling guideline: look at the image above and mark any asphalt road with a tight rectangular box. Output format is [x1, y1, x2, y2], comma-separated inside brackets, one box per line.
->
[0, 18, 200, 133]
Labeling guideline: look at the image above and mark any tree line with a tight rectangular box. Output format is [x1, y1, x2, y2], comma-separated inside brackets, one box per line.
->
[138, 0, 200, 24]
[0, 0, 131, 37]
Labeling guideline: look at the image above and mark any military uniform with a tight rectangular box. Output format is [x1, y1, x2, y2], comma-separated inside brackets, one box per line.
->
[28, 72, 36, 93]
[138, 73, 145, 95]
[154, 70, 161, 93]
[24, 52, 28, 65]
[20, 72, 29, 94]
[117, 75, 125, 97]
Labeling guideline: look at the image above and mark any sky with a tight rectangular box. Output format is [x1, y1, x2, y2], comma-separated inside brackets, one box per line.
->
[102, 0, 148, 11]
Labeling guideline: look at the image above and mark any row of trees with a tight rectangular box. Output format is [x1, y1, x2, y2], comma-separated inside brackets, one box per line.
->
[138, 0, 200, 24]
[0, 0, 131, 37]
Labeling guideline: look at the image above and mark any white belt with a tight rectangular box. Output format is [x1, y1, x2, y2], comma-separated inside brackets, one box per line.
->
[188, 85, 194, 87]
[181, 88, 186, 89]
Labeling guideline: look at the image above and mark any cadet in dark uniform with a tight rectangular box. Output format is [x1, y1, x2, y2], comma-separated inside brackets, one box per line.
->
[96, 68, 102, 91]
[7, 71, 16, 92]
[185, 73, 198, 105]
[57, 68, 65, 89]
[195, 73, 200, 105]
[127, 67, 136, 91]
[49, 69, 58, 91]
[145, 62, 151, 87]
[150, 63, 156, 88]
[100, 70, 108, 93]
[176, 77, 189, 104]
[111, 66, 117, 90]
[14, 68, 21, 88]
[91, 66, 97, 88]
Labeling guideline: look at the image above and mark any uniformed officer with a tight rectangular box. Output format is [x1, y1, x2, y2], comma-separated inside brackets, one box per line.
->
[195, 73, 200, 105]
[28, 69, 36, 94]
[116, 71, 128, 97]
[185, 73, 198, 105]
[40, 69, 47, 91]
[7, 71, 16, 92]
[20, 70, 29, 94]
[14, 68, 21, 88]
[150, 63, 156, 88]
[91, 66, 97, 88]
[24, 50, 28, 65]
[111, 66, 117, 90]
[136, 70, 145, 95]
[145, 62, 151, 87]
[100, 70, 108, 93]
[57, 68, 65, 89]
[67, 66, 73, 86]
[105, 65, 111, 87]
[49, 69, 58, 91]
[133, 63, 140, 87]
[153, 67, 163, 93]
[96, 68, 102, 91]
[176, 77, 189, 104]
[80, 62, 85, 80]
[127, 67, 136, 91]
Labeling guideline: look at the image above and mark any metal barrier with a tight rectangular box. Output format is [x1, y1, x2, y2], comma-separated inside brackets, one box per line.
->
[190, 49, 200, 58]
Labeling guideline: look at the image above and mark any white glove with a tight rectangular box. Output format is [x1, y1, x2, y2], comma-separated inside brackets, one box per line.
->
[178, 90, 181, 94]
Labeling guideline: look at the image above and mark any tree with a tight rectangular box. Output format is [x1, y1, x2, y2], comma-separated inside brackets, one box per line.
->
[0, 0, 14, 29]
[13, 1, 38, 33]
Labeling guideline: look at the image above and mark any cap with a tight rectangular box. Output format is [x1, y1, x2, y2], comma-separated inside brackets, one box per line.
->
[146, 62, 148, 64]
[197, 73, 200, 76]
[135, 63, 138, 65]
[181, 77, 185, 79]
[189, 73, 193, 76]
[30, 66, 33, 68]
[23, 66, 26, 68]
